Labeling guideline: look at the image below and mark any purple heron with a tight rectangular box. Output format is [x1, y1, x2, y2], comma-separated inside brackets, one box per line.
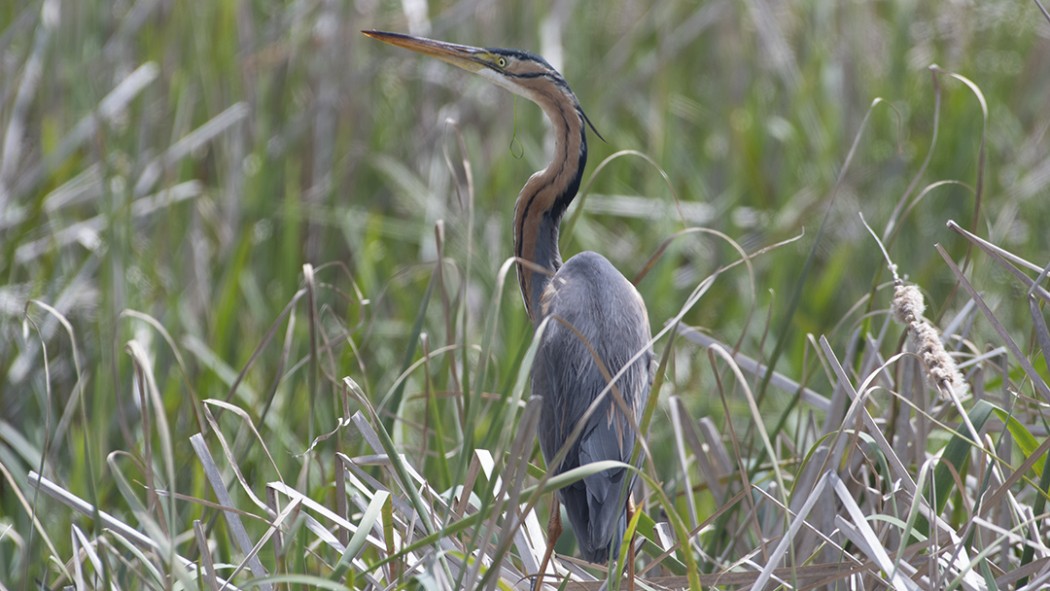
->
[364, 30, 652, 589]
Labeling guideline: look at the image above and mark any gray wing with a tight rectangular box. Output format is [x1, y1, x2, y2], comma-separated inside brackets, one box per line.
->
[532, 251, 652, 563]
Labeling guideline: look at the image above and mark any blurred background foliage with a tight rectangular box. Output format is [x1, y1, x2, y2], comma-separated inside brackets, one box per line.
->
[1, 0, 1048, 583]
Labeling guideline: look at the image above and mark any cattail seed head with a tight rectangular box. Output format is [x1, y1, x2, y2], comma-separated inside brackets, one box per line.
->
[892, 282, 968, 400]
[893, 282, 926, 326]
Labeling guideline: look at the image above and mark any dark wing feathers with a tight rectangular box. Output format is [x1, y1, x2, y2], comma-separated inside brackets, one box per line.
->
[532, 251, 652, 563]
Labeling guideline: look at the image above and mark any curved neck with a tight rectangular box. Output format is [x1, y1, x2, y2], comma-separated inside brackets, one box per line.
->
[513, 98, 588, 322]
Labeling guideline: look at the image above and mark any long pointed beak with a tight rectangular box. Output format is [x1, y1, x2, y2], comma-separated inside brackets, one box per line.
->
[363, 30, 487, 73]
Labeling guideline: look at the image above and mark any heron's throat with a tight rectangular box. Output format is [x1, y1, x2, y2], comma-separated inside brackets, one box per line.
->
[513, 102, 587, 322]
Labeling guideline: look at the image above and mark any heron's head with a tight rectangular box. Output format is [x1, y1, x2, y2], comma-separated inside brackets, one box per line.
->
[363, 30, 572, 105]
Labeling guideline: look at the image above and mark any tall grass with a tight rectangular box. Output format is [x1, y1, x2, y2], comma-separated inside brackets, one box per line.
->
[2, 0, 1049, 588]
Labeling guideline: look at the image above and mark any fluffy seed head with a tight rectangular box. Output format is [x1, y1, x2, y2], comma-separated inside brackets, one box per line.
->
[893, 283, 926, 326]
[892, 282, 968, 400]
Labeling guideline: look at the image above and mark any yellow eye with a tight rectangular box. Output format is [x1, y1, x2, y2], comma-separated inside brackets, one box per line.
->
[497, 57, 507, 68]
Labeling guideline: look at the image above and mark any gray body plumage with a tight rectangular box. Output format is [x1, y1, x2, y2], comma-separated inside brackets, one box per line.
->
[533, 251, 652, 563]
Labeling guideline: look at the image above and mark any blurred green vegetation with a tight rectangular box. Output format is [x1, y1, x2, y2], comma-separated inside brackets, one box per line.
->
[1, 0, 1048, 585]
